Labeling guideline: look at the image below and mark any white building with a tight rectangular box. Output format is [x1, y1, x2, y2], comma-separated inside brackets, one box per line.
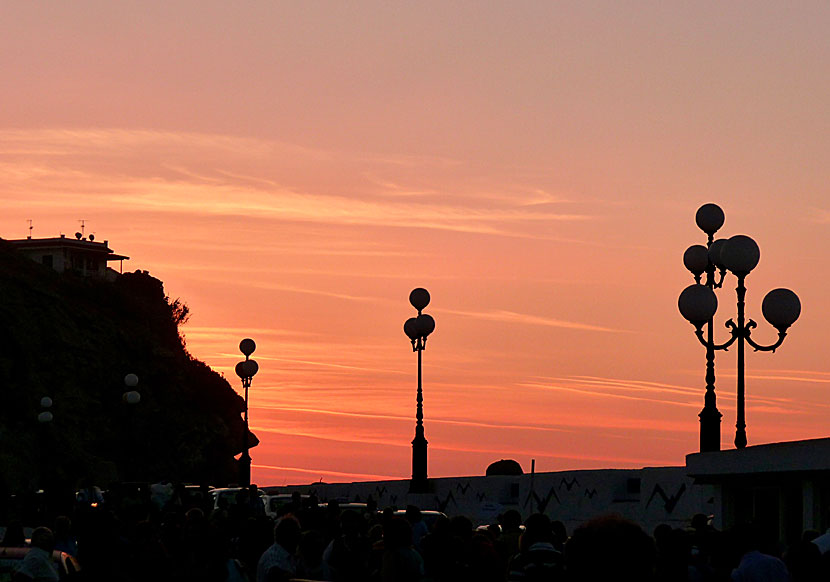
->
[7, 233, 129, 280]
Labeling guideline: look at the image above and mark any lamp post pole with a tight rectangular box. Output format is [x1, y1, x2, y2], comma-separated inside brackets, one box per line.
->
[680, 212, 800, 450]
[122, 374, 141, 480]
[683, 204, 726, 452]
[404, 288, 435, 493]
[236, 338, 258, 487]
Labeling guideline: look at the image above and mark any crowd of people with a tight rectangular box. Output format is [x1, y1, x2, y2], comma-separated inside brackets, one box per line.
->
[2, 481, 829, 581]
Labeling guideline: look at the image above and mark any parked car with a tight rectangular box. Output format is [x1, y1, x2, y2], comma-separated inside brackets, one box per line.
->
[0, 546, 81, 581]
[211, 487, 266, 511]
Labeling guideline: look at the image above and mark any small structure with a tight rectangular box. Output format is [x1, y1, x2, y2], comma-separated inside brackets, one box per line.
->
[7, 233, 129, 280]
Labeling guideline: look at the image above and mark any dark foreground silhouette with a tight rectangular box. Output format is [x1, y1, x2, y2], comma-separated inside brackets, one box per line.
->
[2, 482, 826, 581]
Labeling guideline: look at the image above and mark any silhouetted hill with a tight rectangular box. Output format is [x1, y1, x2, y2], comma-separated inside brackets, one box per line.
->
[0, 239, 255, 492]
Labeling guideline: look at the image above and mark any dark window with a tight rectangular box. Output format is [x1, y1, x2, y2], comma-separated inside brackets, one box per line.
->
[41, 255, 53, 267]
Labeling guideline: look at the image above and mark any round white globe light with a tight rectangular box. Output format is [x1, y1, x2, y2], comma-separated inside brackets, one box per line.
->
[721, 235, 760, 275]
[678, 284, 718, 325]
[762, 288, 801, 330]
[123, 391, 141, 405]
[695, 203, 725, 235]
[38, 411, 53, 423]
[124, 373, 139, 387]
[40, 396, 53, 408]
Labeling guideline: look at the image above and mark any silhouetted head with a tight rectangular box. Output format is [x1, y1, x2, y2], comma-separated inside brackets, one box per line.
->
[31, 527, 56, 552]
[384, 516, 412, 550]
[566, 515, 655, 582]
[274, 516, 301, 553]
[405, 505, 422, 523]
[502, 509, 522, 531]
[521, 513, 553, 549]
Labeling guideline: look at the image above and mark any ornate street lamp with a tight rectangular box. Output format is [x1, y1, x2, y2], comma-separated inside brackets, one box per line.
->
[679, 203, 725, 452]
[679, 205, 800, 449]
[235, 338, 258, 486]
[404, 288, 435, 492]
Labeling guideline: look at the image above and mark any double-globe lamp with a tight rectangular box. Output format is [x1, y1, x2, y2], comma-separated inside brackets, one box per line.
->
[678, 203, 800, 450]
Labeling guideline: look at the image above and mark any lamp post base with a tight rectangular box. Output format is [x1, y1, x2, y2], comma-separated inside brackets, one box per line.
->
[239, 451, 252, 487]
[699, 406, 722, 452]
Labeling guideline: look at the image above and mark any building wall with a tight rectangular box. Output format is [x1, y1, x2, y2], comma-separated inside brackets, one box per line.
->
[272, 465, 713, 534]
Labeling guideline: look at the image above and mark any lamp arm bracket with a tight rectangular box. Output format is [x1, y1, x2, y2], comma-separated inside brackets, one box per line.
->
[745, 325, 788, 353]
[694, 327, 736, 351]
[713, 269, 726, 289]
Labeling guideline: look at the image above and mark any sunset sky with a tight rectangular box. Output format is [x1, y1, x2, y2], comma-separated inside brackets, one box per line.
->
[2, 2, 829, 485]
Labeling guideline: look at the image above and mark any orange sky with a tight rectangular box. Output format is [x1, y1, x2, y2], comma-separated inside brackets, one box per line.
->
[2, 2, 829, 484]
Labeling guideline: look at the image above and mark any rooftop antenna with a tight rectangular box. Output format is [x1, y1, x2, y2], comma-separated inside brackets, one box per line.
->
[27, 219, 33, 239]
[78, 219, 86, 238]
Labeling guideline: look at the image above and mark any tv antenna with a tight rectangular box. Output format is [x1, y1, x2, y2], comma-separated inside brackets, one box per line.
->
[27, 219, 33, 239]
[78, 219, 86, 237]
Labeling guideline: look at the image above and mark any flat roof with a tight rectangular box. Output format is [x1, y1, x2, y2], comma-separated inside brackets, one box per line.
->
[7, 237, 129, 261]
[686, 437, 830, 478]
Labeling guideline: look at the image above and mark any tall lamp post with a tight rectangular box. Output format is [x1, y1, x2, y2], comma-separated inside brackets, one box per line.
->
[235, 338, 258, 487]
[679, 207, 801, 449]
[681, 203, 726, 452]
[404, 288, 435, 493]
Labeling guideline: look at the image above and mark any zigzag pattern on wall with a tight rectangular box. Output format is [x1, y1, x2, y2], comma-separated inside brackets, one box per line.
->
[584, 488, 597, 499]
[434, 490, 457, 513]
[523, 486, 561, 513]
[560, 477, 580, 491]
[645, 483, 687, 514]
[456, 481, 472, 494]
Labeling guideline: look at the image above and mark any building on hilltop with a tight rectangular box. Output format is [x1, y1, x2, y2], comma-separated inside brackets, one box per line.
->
[7, 232, 129, 280]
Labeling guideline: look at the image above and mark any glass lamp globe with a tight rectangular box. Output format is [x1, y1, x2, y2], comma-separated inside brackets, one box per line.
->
[416, 313, 436, 337]
[683, 245, 709, 276]
[124, 373, 139, 388]
[409, 288, 430, 311]
[40, 396, 53, 408]
[123, 391, 141, 405]
[242, 359, 259, 378]
[678, 284, 718, 326]
[239, 338, 257, 357]
[404, 317, 420, 340]
[708, 239, 728, 270]
[721, 235, 760, 275]
[695, 204, 725, 235]
[38, 411, 53, 423]
[762, 288, 801, 331]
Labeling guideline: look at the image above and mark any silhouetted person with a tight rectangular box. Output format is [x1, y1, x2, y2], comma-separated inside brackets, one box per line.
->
[52, 515, 77, 557]
[497, 510, 524, 566]
[507, 513, 562, 581]
[381, 516, 423, 582]
[14, 526, 58, 582]
[565, 514, 655, 582]
[324, 509, 370, 582]
[729, 523, 790, 582]
[257, 515, 300, 582]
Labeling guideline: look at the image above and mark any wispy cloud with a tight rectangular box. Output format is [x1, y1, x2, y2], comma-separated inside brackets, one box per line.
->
[0, 128, 594, 239]
[440, 308, 626, 333]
